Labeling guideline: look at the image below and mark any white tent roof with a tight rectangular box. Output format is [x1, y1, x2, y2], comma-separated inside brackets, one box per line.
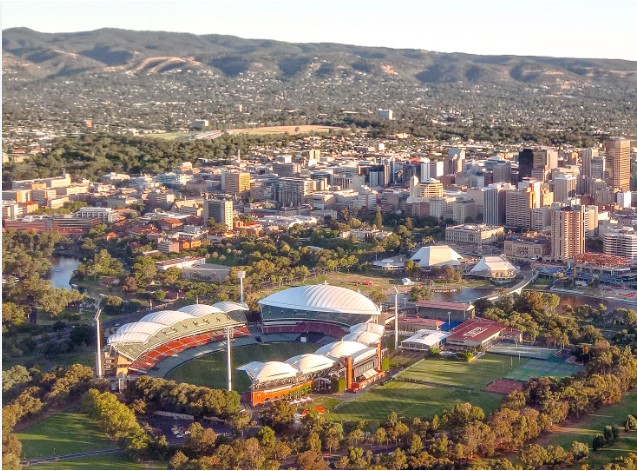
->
[178, 304, 224, 317]
[285, 354, 335, 374]
[315, 340, 368, 359]
[342, 331, 383, 346]
[469, 256, 519, 276]
[212, 301, 248, 312]
[108, 331, 153, 345]
[237, 361, 299, 383]
[401, 329, 450, 347]
[410, 245, 462, 267]
[258, 284, 381, 316]
[349, 322, 385, 336]
[142, 310, 195, 324]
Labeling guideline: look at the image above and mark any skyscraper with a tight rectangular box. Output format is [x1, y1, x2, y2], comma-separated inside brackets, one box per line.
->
[203, 198, 234, 231]
[517, 149, 534, 182]
[222, 170, 251, 197]
[551, 206, 585, 262]
[505, 187, 535, 229]
[605, 137, 631, 191]
[553, 173, 578, 203]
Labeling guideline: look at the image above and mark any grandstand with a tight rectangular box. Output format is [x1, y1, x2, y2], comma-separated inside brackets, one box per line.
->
[103, 301, 248, 377]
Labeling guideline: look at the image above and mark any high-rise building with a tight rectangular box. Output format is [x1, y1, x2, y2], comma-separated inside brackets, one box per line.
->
[483, 183, 512, 225]
[411, 178, 444, 199]
[276, 177, 316, 207]
[532, 148, 559, 169]
[506, 187, 535, 229]
[517, 149, 534, 182]
[580, 148, 597, 178]
[603, 228, 637, 258]
[550, 206, 585, 262]
[492, 160, 512, 184]
[203, 199, 233, 231]
[222, 171, 251, 197]
[605, 137, 631, 191]
[553, 173, 578, 203]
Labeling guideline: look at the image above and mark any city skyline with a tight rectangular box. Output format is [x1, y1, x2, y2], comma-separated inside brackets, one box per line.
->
[2, 0, 637, 61]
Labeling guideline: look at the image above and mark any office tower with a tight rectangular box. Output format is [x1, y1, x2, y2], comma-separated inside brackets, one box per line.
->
[492, 160, 512, 184]
[533, 148, 558, 169]
[553, 174, 578, 203]
[483, 183, 512, 225]
[273, 162, 301, 177]
[446, 148, 465, 174]
[276, 177, 316, 207]
[222, 171, 251, 197]
[517, 149, 534, 181]
[505, 187, 535, 229]
[420, 158, 431, 181]
[551, 206, 585, 262]
[631, 156, 637, 191]
[531, 207, 552, 231]
[412, 178, 444, 199]
[605, 137, 631, 191]
[581, 148, 597, 178]
[203, 199, 234, 231]
[518, 179, 542, 208]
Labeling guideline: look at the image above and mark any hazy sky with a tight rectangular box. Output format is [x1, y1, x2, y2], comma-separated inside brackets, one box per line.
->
[2, 0, 636, 60]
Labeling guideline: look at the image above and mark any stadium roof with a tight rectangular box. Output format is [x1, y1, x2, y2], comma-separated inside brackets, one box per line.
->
[178, 304, 224, 317]
[212, 301, 249, 312]
[350, 322, 385, 336]
[410, 245, 463, 267]
[142, 310, 195, 325]
[258, 284, 381, 316]
[285, 354, 335, 374]
[315, 340, 369, 360]
[469, 256, 519, 277]
[342, 331, 383, 346]
[237, 361, 299, 383]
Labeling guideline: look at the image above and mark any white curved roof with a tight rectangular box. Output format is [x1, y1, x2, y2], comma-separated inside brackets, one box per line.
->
[350, 322, 385, 336]
[108, 331, 152, 345]
[115, 321, 164, 336]
[258, 285, 381, 316]
[142, 310, 195, 324]
[342, 331, 383, 346]
[212, 301, 248, 312]
[470, 256, 519, 275]
[315, 340, 369, 359]
[238, 361, 299, 383]
[286, 354, 335, 374]
[177, 304, 224, 317]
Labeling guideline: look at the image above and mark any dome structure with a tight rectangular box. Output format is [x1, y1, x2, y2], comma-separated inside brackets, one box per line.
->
[349, 322, 385, 336]
[342, 331, 382, 346]
[315, 340, 368, 360]
[285, 354, 335, 374]
[258, 285, 381, 316]
[142, 310, 195, 324]
[108, 331, 154, 345]
[238, 361, 299, 384]
[178, 304, 224, 317]
[212, 301, 249, 312]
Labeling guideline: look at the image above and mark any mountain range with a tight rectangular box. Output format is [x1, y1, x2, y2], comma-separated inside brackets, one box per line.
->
[3, 27, 637, 86]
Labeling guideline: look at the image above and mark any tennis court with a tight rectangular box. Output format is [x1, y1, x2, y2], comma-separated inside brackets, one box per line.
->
[488, 343, 558, 360]
[505, 358, 583, 382]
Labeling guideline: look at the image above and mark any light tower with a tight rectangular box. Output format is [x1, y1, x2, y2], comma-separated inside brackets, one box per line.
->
[225, 326, 233, 391]
[237, 270, 246, 304]
[94, 306, 103, 379]
[393, 286, 399, 350]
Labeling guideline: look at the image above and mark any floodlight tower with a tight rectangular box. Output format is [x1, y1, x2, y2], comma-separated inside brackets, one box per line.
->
[393, 286, 399, 349]
[237, 270, 246, 304]
[94, 306, 103, 379]
[225, 327, 233, 391]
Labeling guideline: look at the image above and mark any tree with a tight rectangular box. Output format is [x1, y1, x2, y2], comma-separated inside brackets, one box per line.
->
[374, 210, 383, 230]
[570, 441, 589, 462]
[625, 415, 637, 431]
[296, 450, 329, 470]
[168, 450, 189, 469]
[592, 434, 606, 451]
[410, 285, 434, 301]
[519, 444, 549, 469]
[256, 426, 276, 449]
[408, 434, 423, 455]
[261, 401, 296, 432]
[368, 290, 388, 306]
[307, 431, 322, 453]
[385, 448, 408, 470]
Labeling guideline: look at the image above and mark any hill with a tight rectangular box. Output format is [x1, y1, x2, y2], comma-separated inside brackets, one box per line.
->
[4, 27, 637, 86]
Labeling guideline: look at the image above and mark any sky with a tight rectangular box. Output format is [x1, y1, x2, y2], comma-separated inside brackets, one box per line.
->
[2, 0, 637, 60]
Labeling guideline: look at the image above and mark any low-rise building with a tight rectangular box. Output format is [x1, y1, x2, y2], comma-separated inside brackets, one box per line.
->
[504, 233, 551, 261]
[445, 224, 505, 245]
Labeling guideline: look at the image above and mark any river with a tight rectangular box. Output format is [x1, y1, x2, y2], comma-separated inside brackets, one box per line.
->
[48, 256, 81, 290]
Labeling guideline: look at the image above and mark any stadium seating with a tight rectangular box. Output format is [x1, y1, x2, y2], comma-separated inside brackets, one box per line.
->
[261, 321, 349, 339]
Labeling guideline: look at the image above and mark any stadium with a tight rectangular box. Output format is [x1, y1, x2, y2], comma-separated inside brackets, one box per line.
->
[103, 301, 249, 377]
[258, 283, 382, 338]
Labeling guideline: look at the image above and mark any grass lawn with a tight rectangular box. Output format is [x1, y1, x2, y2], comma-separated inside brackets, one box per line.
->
[327, 380, 503, 422]
[504, 358, 583, 382]
[16, 410, 114, 460]
[3, 349, 94, 372]
[25, 452, 162, 470]
[227, 125, 338, 136]
[534, 390, 637, 469]
[398, 354, 526, 390]
[167, 342, 319, 392]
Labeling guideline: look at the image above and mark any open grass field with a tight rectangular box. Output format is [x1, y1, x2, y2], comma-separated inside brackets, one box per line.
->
[3, 349, 95, 371]
[504, 358, 584, 382]
[25, 452, 158, 470]
[227, 125, 338, 136]
[326, 380, 504, 422]
[397, 354, 526, 390]
[16, 410, 114, 460]
[166, 342, 319, 392]
[534, 390, 637, 469]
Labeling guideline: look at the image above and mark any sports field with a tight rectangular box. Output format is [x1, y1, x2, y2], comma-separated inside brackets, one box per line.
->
[534, 390, 637, 469]
[25, 452, 155, 470]
[505, 358, 583, 382]
[397, 353, 525, 389]
[166, 342, 318, 392]
[327, 380, 503, 422]
[16, 410, 115, 460]
[488, 343, 558, 360]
